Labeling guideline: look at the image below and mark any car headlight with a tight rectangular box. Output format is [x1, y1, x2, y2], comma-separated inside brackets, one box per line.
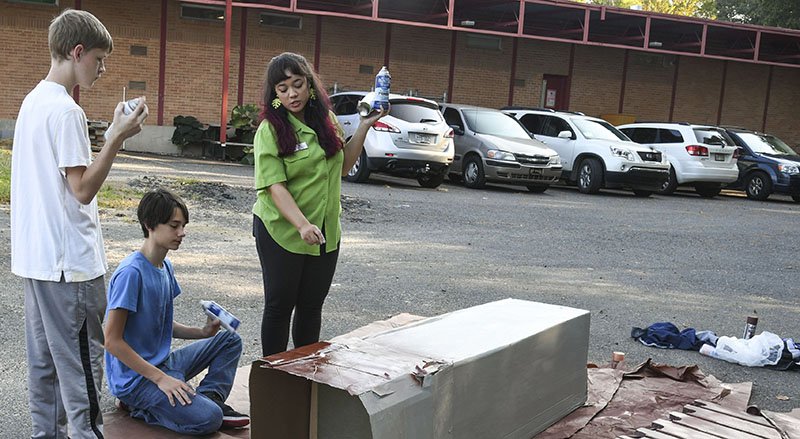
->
[778, 164, 800, 175]
[610, 146, 635, 161]
[487, 150, 516, 161]
[548, 155, 561, 165]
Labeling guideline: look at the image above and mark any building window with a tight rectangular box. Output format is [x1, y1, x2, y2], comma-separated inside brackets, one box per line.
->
[130, 45, 148, 56]
[260, 12, 302, 30]
[180, 4, 224, 22]
[358, 65, 374, 75]
[128, 81, 146, 91]
[466, 34, 502, 51]
[9, 0, 57, 4]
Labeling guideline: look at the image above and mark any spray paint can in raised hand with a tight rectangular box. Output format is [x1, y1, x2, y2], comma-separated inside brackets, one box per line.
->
[372, 66, 391, 112]
[104, 98, 142, 144]
[742, 316, 758, 340]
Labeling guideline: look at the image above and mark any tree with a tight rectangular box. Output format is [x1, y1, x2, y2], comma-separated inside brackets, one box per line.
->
[584, 0, 717, 19]
[716, 0, 800, 30]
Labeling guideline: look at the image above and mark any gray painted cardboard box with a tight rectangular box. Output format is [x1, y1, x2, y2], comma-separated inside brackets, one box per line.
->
[250, 299, 590, 438]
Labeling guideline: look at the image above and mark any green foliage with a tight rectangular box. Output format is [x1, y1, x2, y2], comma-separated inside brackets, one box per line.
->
[171, 115, 205, 147]
[231, 104, 260, 164]
[97, 183, 144, 210]
[230, 104, 260, 144]
[584, 0, 716, 18]
[717, 0, 799, 30]
[0, 149, 11, 204]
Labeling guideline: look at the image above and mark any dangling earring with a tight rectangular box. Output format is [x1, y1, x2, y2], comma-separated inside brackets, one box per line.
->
[309, 88, 317, 101]
[271, 98, 282, 109]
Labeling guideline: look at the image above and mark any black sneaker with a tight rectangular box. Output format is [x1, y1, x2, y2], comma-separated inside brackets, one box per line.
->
[202, 392, 250, 429]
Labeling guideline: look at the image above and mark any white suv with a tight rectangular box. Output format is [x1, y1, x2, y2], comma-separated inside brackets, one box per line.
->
[331, 92, 454, 188]
[618, 123, 740, 197]
[504, 108, 670, 196]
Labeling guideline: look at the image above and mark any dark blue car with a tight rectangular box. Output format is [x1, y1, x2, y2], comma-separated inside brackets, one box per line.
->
[723, 127, 800, 202]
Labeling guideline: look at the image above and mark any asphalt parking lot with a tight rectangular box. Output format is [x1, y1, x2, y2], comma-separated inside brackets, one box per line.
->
[1, 153, 798, 436]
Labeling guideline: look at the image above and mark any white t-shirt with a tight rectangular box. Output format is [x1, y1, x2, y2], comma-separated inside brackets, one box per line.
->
[10, 80, 107, 282]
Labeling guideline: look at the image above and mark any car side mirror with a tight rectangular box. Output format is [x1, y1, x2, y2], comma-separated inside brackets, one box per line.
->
[449, 124, 465, 136]
[558, 130, 573, 139]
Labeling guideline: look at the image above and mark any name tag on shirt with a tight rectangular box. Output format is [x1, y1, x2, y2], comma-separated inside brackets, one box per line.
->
[294, 142, 309, 152]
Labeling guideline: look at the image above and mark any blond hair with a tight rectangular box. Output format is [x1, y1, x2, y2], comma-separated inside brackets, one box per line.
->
[48, 9, 113, 61]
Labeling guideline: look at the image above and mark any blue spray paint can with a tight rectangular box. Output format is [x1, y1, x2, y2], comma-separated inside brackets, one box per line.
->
[373, 66, 391, 112]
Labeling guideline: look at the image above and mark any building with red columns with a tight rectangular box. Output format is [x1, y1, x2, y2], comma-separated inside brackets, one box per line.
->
[2, 0, 799, 146]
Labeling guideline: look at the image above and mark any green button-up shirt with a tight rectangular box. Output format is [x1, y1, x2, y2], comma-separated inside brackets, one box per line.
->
[252, 112, 344, 256]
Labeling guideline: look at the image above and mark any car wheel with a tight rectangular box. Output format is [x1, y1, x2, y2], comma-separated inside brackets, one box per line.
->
[448, 172, 463, 183]
[345, 149, 370, 183]
[417, 174, 445, 189]
[695, 183, 722, 198]
[577, 158, 603, 194]
[744, 171, 772, 201]
[657, 168, 677, 195]
[463, 155, 486, 189]
[527, 185, 548, 193]
[632, 190, 653, 197]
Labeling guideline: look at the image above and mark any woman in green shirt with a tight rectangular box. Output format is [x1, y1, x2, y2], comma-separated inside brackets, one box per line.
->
[253, 52, 385, 356]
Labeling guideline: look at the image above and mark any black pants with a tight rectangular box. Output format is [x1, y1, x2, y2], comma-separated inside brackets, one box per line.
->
[253, 215, 339, 356]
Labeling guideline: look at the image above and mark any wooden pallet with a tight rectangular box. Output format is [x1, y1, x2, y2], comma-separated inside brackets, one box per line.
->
[87, 119, 109, 150]
[618, 400, 789, 439]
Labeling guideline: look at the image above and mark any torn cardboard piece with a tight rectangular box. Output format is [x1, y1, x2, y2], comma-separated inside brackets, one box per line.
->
[537, 359, 753, 438]
[250, 299, 591, 439]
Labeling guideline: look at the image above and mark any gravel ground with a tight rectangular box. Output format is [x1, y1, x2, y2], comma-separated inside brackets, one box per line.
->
[1, 152, 799, 436]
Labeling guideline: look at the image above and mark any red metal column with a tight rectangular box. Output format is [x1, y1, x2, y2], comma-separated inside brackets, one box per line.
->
[384, 24, 392, 68]
[508, 38, 519, 106]
[761, 65, 773, 132]
[668, 56, 680, 122]
[220, 0, 233, 155]
[314, 16, 321, 71]
[716, 60, 728, 125]
[237, 8, 248, 106]
[565, 44, 575, 110]
[158, 0, 167, 125]
[447, 31, 457, 103]
[618, 49, 629, 113]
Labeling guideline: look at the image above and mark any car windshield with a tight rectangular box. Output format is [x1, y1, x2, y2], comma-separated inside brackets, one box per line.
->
[693, 128, 735, 146]
[389, 101, 443, 123]
[461, 109, 530, 138]
[738, 132, 799, 156]
[572, 119, 629, 141]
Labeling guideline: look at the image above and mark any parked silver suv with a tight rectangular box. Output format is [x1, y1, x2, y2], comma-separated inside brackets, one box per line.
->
[439, 103, 562, 192]
[331, 92, 454, 188]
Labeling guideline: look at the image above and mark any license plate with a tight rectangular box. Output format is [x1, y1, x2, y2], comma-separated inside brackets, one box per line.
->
[714, 153, 725, 161]
[529, 168, 543, 176]
[411, 133, 436, 144]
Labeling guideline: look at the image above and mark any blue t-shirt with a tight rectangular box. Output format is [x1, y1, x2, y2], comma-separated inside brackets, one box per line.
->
[105, 251, 181, 397]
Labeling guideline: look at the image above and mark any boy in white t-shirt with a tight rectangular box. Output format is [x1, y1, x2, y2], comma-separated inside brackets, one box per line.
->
[10, 9, 148, 438]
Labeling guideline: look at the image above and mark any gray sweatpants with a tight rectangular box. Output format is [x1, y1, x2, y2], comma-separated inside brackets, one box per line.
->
[24, 276, 106, 439]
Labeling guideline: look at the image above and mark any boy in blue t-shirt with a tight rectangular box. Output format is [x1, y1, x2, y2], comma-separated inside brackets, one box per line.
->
[104, 189, 249, 434]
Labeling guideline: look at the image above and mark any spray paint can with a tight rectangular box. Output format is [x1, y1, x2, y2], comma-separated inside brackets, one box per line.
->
[357, 91, 377, 117]
[742, 316, 758, 340]
[104, 98, 142, 144]
[200, 300, 241, 333]
[372, 66, 391, 112]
